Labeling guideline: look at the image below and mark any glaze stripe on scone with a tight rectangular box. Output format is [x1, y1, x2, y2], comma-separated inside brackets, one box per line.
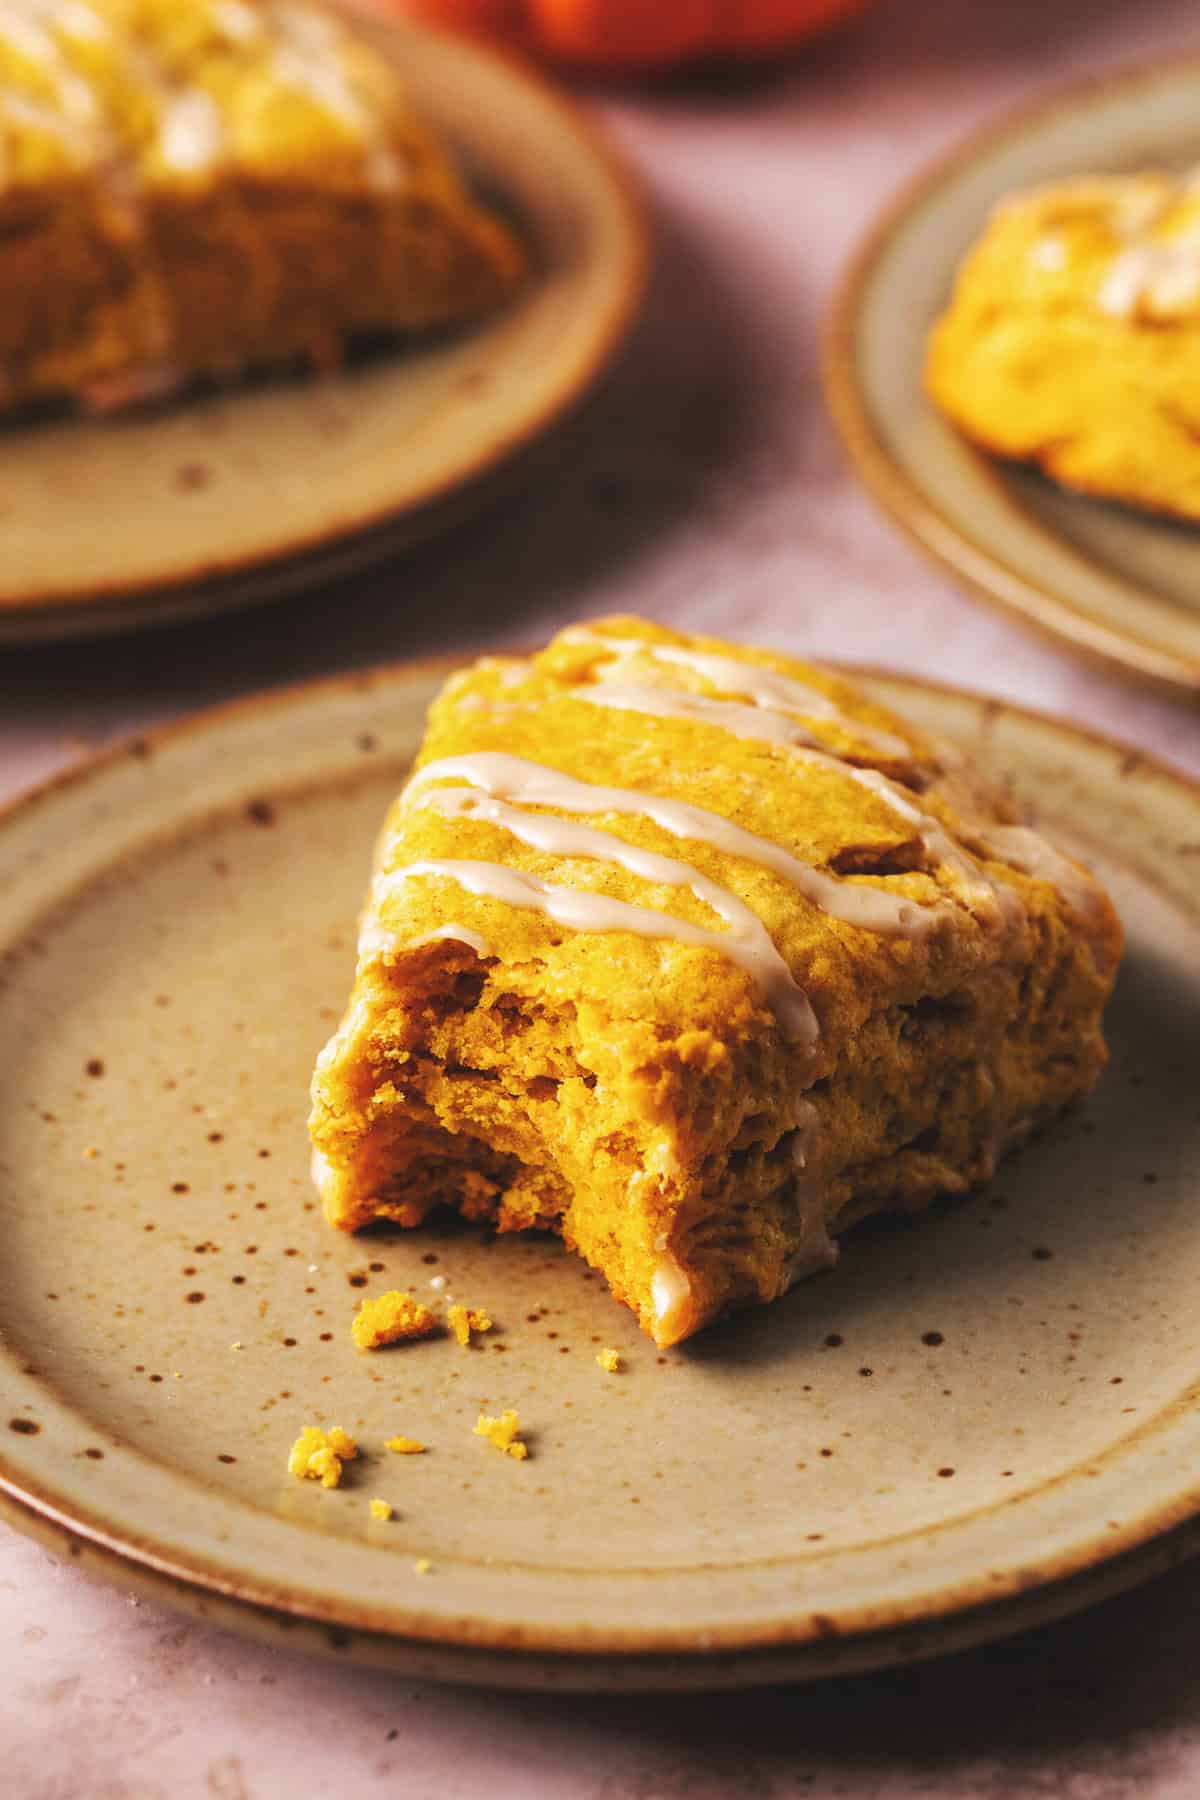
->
[926, 168, 1200, 519]
[0, 0, 524, 415]
[309, 618, 1121, 1347]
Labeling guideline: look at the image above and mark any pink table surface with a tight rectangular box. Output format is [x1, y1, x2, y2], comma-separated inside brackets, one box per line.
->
[3, 1, 1200, 1793]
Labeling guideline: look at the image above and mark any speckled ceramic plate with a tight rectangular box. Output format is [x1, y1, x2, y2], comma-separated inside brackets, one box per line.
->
[0, 14, 646, 646]
[1, 661, 1199, 1691]
[825, 57, 1200, 700]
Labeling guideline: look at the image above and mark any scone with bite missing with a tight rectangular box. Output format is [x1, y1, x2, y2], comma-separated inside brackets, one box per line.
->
[310, 617, 1121, 1347]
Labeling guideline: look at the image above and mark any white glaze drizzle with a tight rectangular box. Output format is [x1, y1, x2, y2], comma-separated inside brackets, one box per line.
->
[0, 0, 389, 197]
[375, 858, 819, 1049]
[158, 87, 225, 176]
[976, 826, 1101, 918]
[419, 789, 816, 1032]
[1099, 237, 1200, 318]
[272, 4, 368, 135]
[0, 2, 106, 171]
[573, 676, 1021, 930]
[565, 629, 909, 757]
[404, 752, 940, 940]
[1029, 235, 1067, 272]
[213, 1, 263, 45]
[414, 922, 491, 957]
[1096, 170, 1200, 319]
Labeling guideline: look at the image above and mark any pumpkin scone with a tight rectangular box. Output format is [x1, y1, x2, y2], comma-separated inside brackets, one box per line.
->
[926, 168, 1200, 519]
[309, 617, 1121, 1348]
[0, 0, 524, 416]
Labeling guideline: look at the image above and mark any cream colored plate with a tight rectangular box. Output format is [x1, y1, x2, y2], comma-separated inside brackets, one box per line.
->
[825, 57, 1200, 699]
[0, 14, 646, 645]
[2, 660, 1199, 1691]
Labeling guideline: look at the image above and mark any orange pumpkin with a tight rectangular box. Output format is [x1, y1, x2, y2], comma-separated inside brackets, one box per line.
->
[388, 0, 873, 68]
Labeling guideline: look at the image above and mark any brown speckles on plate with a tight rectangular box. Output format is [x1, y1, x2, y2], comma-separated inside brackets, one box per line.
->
[1, 657, 1199, 1688]
[174, 462, 212, 493]
[245, 799, 275, 828]
[8, 1418, 39, 1436]
[84, 1058, 104, 1078]
[921, 1331, 945, 1347]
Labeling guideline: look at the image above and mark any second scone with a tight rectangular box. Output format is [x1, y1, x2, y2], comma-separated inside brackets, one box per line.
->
[927, 169, 1200, 519]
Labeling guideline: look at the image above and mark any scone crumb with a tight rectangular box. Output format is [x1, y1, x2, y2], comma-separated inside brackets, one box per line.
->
[230, 1342, 243, 1351]
[414, 1557, 433, 1576]
[448, 1303, 493, 1347]
[369, 1498, 393, 1522]
[596, 1347, 621, 1374]
[473, 1408, 528, 1459]
[386, 1434, 426, 1455]
[288, 1424, 358, 1489]
[351, 1290, 437, 1350]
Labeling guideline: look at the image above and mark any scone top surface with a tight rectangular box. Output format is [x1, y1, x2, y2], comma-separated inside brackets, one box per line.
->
[310, 618, 1121, 1345]
[1, 0, 457, 191]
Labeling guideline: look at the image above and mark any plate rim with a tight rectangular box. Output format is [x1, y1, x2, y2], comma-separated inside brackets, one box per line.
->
[2, 654, 1199, 1684]
[0, 12, 650, 626]
[822, 49, 1200, 703]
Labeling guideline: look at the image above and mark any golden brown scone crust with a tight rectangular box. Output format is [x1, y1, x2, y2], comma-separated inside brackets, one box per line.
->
[310, 616, 1122, 1346]
[0, 0, 524, 414]
[926, 172, 1200, 519]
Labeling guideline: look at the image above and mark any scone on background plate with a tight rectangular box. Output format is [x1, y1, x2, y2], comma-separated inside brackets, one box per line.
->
[926, 169, 1200, 520]
[309, 618, 1122, 1348]
[0, 0, 525, 416]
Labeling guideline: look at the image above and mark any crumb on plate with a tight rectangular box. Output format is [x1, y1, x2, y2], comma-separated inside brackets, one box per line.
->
[351, 1290, 437, 1350]
[386, 1434, 426, 1455]
[369, 1497, 393, 1521]
[288, 1424, 358, 1489]
[473, 1408, 528, 1460]
[596, 1347, 621, 1373]
[448, 1303, 493, 1347]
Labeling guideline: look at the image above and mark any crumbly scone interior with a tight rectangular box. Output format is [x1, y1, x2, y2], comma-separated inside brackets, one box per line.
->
[926, 171, 1200, 518]
[310, 618, 1121, 1346]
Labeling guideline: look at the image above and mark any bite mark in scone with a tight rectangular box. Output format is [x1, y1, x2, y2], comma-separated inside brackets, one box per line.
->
[309, 617, 1122, 1347]
[926, 168, 1200, 519]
